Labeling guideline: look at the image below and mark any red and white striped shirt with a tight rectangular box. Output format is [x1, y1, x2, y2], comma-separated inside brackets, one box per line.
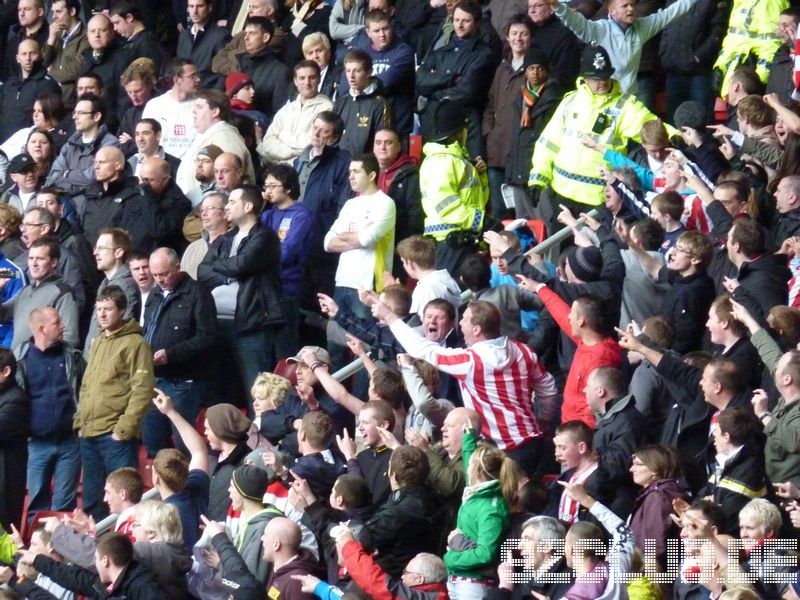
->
[389, 319, 558, 450]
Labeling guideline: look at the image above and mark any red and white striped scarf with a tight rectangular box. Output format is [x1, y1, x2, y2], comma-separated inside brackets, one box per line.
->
[558, 462, 599, 523]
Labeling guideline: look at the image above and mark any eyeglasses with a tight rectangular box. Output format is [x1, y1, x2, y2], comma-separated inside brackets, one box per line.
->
[674, 246, 691, 255]
[72, 110, 94, 116]
[181, 72, 201, 80]
[20, 222, 44, 229]
[94, 246, 117, 252]
[263, 183, 283, 190]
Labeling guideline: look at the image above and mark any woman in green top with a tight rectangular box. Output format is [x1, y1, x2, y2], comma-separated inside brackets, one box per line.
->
[444, 426, 517, 599]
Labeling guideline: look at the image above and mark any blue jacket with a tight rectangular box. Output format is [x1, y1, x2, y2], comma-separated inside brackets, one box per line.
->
[0, 254, 25, 348]
[261, 202, 315, 297]
[295, 145, 352, 257]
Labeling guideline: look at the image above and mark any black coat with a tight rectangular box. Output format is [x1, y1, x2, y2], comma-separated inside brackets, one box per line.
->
[366, 485, 439, 578]
[385, 158, 423, 245]
[198, 222, 284, 335]
[79, 42, 131, 132]
[137, 180, 192, 253]
[176, 22, 231, 89]
[658, 0, 730, 74]
[143, 274, 217, 380]
[729, 253, 791, 322]
[2, 22, 48, 79]
[208, 441, 250, 521]
[28, 554, 164, 599]
[0, 63, 61, 141]
[699, 442, 771, 534]
[416, 34, 497, 157]
[320, 62, 342, 100]
[0, 380, 28, 530]
[81, 176, 149, 249]
[121, 29, 165, 73]
[769, 209, 800, 252]
[767, 45, 795, 106]
[280, 4, 331, 67]
[235, 47, 292, 117]
[660, 269, 716, 354]
[593, 394, 643, 519]
[530, 15, 581, 89]
[506, 79, 564, 186]
[658, 353, 752, 494]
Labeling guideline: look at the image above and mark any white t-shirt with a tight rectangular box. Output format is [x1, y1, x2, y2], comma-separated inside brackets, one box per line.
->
[324, 190, 396, 290]
[142, 92, 197, 159]
[411, 269, 461, 318]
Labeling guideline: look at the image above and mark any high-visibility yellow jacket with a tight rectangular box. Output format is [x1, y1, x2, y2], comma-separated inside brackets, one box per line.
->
[420, 140, 489, 241]
[529, 79, 661, 207]
[714, 0, 788, 97]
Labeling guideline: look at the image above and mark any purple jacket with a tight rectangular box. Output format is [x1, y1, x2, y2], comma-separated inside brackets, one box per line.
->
[261, 202, 314, 296]
[629, 478, 687, 564]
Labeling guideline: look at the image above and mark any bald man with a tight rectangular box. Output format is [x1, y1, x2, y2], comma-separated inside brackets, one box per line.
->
[413, 407, 481, 532]
[137, 157, 192, 252]
[263, 517, 324, 599]
[18, 306, 83, 517]
[45, 93, 119, 197]
[0, 38, 60, 141]
[140, 247, 217, 457]
[213, 152, 244, 193]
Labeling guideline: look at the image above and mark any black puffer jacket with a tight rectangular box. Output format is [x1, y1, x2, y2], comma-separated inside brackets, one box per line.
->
[0, 63, 61, 141]
[81, 176, 149, 248]
[659, 0, 730, 74]
[732, 253, 791, 318]
[236, 47, 292, 117]
[198, 222, 284, 335]
[366, 486, 439, 578]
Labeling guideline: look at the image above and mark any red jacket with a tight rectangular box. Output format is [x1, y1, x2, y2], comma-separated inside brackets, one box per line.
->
[342, 540, 449, 600]
[537, 287, 622, 428]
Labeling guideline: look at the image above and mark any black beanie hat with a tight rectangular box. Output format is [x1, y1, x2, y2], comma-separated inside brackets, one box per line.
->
[522, 47, 550, 71]
[232, 465, 272, 502]
[674, 101, 707, 131]
[567, 246, 603, 282]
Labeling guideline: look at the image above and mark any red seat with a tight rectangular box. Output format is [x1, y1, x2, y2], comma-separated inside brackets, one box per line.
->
[273, 358, 297, 387]
[408, 135, 423, 162]
[714, 97, 727, 124]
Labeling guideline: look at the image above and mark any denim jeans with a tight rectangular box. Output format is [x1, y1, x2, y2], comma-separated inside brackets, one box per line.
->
[80, 434, 138, 520]
[141, 378, 207, 458]
[27, 437, 81, 520]
[275, 296, 300, 362]
[234, 328, 277, 417]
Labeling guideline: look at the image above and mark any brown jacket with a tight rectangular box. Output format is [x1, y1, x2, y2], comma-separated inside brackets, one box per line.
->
[482, 58, 525, 168]
[42, 23, 91, 107]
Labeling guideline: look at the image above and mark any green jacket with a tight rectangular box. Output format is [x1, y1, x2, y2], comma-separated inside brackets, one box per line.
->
[75, 318, 155, 440]
[764, 399, 800, 487]
[443, 429, 510, 577]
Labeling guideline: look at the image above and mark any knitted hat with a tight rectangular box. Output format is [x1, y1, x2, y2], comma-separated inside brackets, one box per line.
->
[522, 47, 550, 71]
[197, 144, 224, 162]
[8, 153, 36, 174]
[567, 246, 603, 282]
[580, 44, 614, 79]
[205, 403, 251, 443]
[232, 465, 272, 502]
[287, 345, 330, 365]
[429, 100, 468, 142]
[674, 101, 706, 131]
[225, 72, 253, 97]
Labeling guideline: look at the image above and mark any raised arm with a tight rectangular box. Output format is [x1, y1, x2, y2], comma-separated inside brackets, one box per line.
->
[153, 388, 209, 472]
